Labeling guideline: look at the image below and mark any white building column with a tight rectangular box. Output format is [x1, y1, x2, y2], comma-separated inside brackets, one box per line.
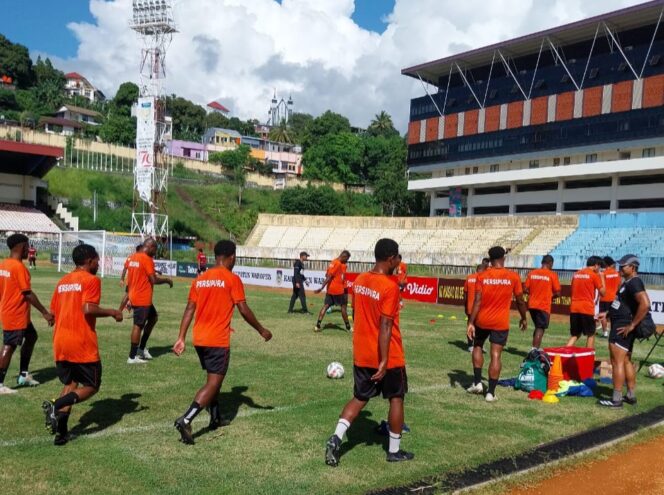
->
[508, 184, 517, 215]
[466, 187, 474, 217]
[429, 192, 436, 217]
[610, 175, 619, 213]
[556, 179, 564, 215]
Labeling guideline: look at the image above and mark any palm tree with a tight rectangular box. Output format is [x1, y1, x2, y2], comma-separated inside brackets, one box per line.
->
[269, 120, 293, 144]
[368, 111, 395, 136]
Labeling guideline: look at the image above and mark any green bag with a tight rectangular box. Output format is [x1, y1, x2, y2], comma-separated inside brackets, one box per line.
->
[515, 359, 548, 393]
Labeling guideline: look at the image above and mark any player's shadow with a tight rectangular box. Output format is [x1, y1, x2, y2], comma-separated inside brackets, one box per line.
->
[31, 366, 58, 385]
[449, 340, 471, 352]
[70, 393, 147, 436]
[448, 369, 474, 388]
[339, 411, 385, 457]
[144, 345, 173, 358]
[322, 323, 349, 333]
[504, 346, 528, 359]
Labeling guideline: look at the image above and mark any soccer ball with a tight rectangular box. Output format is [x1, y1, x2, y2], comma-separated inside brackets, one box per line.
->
[647, 363, 664, 378]
[326, 362, 345, 379]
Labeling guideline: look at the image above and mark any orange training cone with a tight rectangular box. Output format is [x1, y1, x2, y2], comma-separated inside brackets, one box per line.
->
[547, 354, 564, 392]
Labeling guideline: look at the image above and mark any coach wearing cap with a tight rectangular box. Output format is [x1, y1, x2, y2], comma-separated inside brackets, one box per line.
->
[600, 254, 655, 408]
[288, 251, 311, 314]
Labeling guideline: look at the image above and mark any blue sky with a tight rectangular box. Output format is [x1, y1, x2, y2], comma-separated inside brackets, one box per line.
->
[0, 0, 395, 59]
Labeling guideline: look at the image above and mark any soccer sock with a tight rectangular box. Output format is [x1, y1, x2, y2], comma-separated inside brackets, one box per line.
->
[129, 344, 138, 359]
[473, 367, 482, 385]
[183, 401, 202, 424]
[56, 412, 70, 435]
[333, 418, 350, 441]
[54, 392, 79, 411]
[626, 389, 636, 400]
[388, 431, 401, 454]
[208, 401, 220, 420]
[316, 319, 322, 328]
[0, 367, 7, 385]
[345, 321, 351, 330]
[20, 371, 28, 377]
[613, 389, 623, 402]
[139, 333, 150, 350]
[488, 379, 498, 395]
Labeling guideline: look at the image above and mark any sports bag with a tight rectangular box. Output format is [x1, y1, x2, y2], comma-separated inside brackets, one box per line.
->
[515, 358, 548, 393]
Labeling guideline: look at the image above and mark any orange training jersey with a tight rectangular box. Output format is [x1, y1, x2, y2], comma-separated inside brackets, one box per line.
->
[464, 273, 479, 315]
[188, 266, 246, 348]
[396, 262, 408, 285]
[123, 253, 133, 271]
[601, 267, 621, 303]
[352, 272, 404, 369]
[570, 267, 602, 315]
[475, 267, 523, 331]
[326, 259, 345, 295]
[51, 270, 101, 363]
[525, 268, 561, 314]
[0, 258, 31, 331]
[126, 252, 156, 307]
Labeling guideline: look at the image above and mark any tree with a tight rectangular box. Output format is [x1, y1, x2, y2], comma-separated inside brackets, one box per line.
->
[209, 144, 251, 206]
[367, 111, 399, 138]
[288, 112, 313, 144]
[113, 82, 139, 116]
[279, 185, 344, 216]
[268, 120, 293, 143]
[166, 95, 207, 141]
[302, 131, 364, 184]
[98, 114, 136, 146]
[0, 34, 35, 88]
[204, 112, 230, 129]
[302, 110, 351, 150]
[34, 57, 65, 87]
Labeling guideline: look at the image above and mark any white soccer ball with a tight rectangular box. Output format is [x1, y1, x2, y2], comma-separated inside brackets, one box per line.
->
[326, 362, 345, 379]
[647, 363, 664, 379]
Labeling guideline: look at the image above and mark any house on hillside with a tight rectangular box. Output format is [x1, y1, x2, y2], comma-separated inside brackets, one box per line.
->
[168, 140, 208, 161]
[206, 101, 230, 116]
[64, 72, 105, 102]
[204, 128, 242, 153]
[240, 135, 303, 179]
[56, 105, 102, 126]
[38, 117, 83, 136]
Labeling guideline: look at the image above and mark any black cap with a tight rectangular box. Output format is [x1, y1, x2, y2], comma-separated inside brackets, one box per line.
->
[300, 251, 309, 257]
[618, 254, 640, 267]
[603, 256, 615, 266]
[488, 246, 506, 261]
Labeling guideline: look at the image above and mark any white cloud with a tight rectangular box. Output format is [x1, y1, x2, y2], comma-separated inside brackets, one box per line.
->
[45, 0, 644, 131]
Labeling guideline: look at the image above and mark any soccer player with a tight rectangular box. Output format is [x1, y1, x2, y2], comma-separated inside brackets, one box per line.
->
[466, 246, 527, 402]
[28, 244, 37, 270]
[196, 248, 208, 275]
[598, 256, 620, 338]
[42, 244, 123, 445]
[567, 256, 605, 349]
[0, 234, 54, 394]
[395, 255, 408, 292]
[600, 255, 653, 408]
[524, 255, 561, 350]
[288, 251, 310, 314]
[172, 240, 272, 444]
[124, 238, 173, 363]
[463, 264, 485, 352]
[325, 238, 412, 466]
[314, 250, 351, 332]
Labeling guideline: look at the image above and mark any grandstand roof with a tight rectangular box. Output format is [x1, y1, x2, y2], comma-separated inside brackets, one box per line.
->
[402, 0, 664, 85]
[0, 140, 63, 178]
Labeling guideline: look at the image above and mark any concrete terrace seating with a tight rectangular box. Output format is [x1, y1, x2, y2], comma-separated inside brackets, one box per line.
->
[519, 227, 578, 256]
[0, 203, 60, 234]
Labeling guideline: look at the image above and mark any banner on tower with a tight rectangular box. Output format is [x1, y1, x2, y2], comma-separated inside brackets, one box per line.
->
[136, 97, 155, 203]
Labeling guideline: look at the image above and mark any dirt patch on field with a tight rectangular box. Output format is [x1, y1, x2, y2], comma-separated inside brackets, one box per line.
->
[507, 434, 664, 495]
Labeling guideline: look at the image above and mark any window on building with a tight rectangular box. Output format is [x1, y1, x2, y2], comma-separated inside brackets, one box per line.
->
[563, 156, 571, 165]
[465, 167, 470, 175]
[619, 198, 664, 209]
[642, 147, 656, 158]
[490, 164, 500, 173]
[563, 201, 611, 212]
[516, 203, 557, 213]
[619, 174, 664, 186]
[435, 191, 449, 198]
[475, 186, 510, 195]
[564, 178, 612, 189]
[183, 149, 191, 157]
[619, 151, 631, 160]
[618, 121, 630, 132]
[472, 166, 479, 174]
[529, 160, 539, 169]
[473, 205, 510, 215]
[553, 158, 560, 166]
[516, 182, 558, 192]
[445, 169, 455, 177]
[585, 154, 598, 163]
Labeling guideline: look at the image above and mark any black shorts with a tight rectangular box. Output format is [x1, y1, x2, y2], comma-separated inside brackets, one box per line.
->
[56, 361, 102, 389]
[599, 301, 612, 313]
[473, 327, 509, 347]
[353, 366, 408, 401]
[195, 346, 230, 375]
[529, 309, 550, 330]
[570, 313, 596, 337]
[609, 319, 637, 353]
[325, 294, 347, 307]
[2, 323, 37, 347]
[197, 265, 207, 274]
[133, 305, 157, 327]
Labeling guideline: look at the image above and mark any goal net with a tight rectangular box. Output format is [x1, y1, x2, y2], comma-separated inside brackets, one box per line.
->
[56, 231, 139, 277]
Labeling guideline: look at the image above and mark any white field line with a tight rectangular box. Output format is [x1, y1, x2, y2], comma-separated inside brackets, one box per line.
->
[0, 383, 452, 448]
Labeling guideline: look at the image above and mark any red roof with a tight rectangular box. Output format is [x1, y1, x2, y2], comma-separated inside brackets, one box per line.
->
[207, 101, 230, 112]
[65, 72, 84, 80]
[0, 140, 63, 158]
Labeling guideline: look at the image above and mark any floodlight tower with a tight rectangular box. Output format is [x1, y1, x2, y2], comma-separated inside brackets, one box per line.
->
[130, 0, 176, 239]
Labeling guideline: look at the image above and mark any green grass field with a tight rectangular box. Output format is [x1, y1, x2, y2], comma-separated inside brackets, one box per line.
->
[1, 268, 662, 495]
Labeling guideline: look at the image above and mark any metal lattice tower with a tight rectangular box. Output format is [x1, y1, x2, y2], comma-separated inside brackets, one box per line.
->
[130, 0, 177, 238]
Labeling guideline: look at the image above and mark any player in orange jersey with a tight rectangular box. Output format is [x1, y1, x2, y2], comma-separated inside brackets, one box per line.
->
[466, 246, 527, 402]
[598, 256, 620, 338]
[567, 256, 605, 349]
[314, 250, 351, 332]
[42, 244, 123, 445]
[524, 255, 561, 349]
[395, 255, 408, 292]
[325, 239, 412, 466]
[172, 240, 272, 444]
[0, 234, 54, 394]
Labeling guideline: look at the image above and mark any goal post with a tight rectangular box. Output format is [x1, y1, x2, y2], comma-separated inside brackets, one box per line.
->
[57, 230, 138, 277]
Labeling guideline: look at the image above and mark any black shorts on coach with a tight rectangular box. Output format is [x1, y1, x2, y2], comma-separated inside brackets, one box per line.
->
[599, 301, 612, 313]
[195, 346, 230, 375]
[529, 309, 550, 330]
[473, 327, 509, 347]
[133, 305, 158, 327]
[56, 361, 102, 389]
[353, 365, 408, 401]
[609, 318, 637, 353]
[2, 322, 37, 347]
[570, 313, 596, 337]
[324, 294, 346, 307]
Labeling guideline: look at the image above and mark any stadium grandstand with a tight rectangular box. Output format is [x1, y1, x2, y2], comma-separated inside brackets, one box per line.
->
[402, 1, 664, 218]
